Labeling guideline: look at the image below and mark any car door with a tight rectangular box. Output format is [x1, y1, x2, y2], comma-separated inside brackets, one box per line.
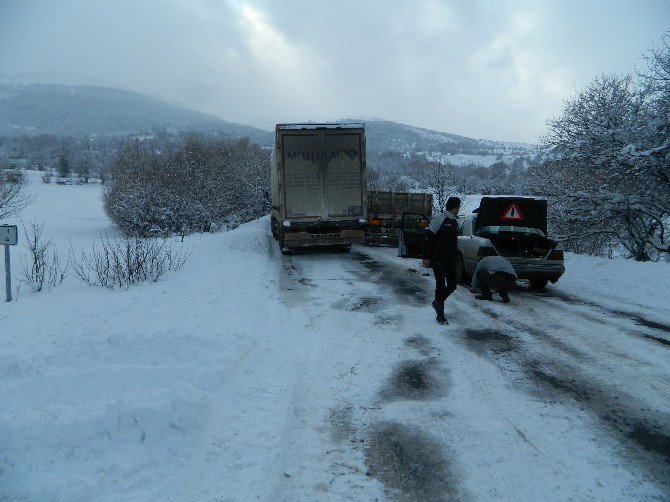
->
[457, 214, 485, 275]
[398, 212, 429, 258]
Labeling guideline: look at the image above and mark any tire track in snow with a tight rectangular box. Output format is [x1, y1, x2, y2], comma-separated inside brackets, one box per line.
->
[349, 249, 606, 499]
[353, 247, 670, 499]
[516, 286, 670, 340]
[461, 291, 670, 495]
[279, 249, 467, 500]
[263, 245, 394, 499]
[175, 228, 318, 499]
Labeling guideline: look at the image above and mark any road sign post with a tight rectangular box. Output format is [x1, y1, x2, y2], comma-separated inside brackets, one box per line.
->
[1, 225, 18, 302]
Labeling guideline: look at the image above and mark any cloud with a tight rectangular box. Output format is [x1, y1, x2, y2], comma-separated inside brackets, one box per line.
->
[1, 0, 669, 142]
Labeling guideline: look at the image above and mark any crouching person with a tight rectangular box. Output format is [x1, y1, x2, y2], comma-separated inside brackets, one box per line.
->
[471, 255, 517, 303]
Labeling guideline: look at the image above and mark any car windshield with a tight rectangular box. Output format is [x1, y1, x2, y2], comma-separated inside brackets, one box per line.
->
[475, 225, 546, 237]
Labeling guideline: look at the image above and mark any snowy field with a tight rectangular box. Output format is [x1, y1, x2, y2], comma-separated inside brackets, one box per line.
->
[1, 172, 669, 500]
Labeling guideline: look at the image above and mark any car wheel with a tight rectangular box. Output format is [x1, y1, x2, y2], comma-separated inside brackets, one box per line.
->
[456, 254, 471, 286]
[529, 278, 548, 290]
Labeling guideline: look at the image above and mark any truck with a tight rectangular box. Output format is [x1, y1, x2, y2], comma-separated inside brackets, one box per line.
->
[270, 123, 368, 253]
[366, 191, 433, 246]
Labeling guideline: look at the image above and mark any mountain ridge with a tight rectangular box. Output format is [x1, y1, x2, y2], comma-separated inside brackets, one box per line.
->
[0, 83, 537, 167]
[0, 83, 270, 143]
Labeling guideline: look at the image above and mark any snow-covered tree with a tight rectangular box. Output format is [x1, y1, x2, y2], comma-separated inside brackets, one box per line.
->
[74, 156, 92, 183]
[57, 153, 70, 179]
[535, 61, 669, 261]
[104, 137, 270, 237]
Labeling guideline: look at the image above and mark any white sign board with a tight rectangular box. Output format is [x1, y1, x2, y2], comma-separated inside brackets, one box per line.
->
[1, 225, 18, 246]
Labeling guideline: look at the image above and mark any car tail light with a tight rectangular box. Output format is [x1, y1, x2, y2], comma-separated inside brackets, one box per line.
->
[477, 246, 498, 258]
[548, 249, 564, 260]
[417, 221, 428, 228]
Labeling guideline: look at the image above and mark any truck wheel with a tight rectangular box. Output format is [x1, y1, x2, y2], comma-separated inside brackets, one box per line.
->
[278, 229, 289, 254]
[529, 278, 548, 290]
[271, 219, 279, 240]
[456, 254, 471, 286]
[277, 229, 291, 254]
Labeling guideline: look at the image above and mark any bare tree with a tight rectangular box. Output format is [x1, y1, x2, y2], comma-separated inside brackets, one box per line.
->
[0, 169, 32, 219]
[366, 167, 382, 192]
[416, 160, 454, 210]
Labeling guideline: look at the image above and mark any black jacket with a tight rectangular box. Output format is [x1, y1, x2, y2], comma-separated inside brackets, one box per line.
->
[422, 213, 459, 263]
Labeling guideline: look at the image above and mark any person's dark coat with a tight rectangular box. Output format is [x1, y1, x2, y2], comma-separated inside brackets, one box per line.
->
[422, 212, 459, 264]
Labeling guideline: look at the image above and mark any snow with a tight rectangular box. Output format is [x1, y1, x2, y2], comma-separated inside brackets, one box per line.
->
[1, 171, 669, 500]
[423, 145, 536, 168]
[560, 252, 670, 316]
[277, 122, 365, 130]
[425, 152, 511, 167]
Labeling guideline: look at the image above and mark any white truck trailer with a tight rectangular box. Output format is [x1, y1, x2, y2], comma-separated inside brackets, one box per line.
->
[270, 123, 367, 252]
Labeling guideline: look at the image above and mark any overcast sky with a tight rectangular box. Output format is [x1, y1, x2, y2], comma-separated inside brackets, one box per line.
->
[1, 0, 668, 143]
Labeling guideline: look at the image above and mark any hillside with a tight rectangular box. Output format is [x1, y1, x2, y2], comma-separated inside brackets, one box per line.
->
[361, 120, 538, 169]
[0, 83, 272, 144]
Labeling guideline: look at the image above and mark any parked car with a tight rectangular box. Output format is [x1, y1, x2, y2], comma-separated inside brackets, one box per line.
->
[456, 197, 565, 289]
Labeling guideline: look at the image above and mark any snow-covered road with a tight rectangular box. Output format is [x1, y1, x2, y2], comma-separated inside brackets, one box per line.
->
[1, 175, 669, 500]
[272, 242, 670, 500]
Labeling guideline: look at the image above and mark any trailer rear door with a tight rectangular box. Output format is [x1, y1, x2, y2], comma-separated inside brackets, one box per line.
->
[282, 132, 322, 218]
[324, 131, 364, 218]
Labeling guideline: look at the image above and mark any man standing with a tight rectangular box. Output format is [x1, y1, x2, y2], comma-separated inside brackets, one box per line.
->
[471, 255, 517, 303]
[422, 196, 461, 324]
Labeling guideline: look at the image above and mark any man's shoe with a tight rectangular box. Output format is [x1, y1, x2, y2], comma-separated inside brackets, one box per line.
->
[500, 291, 511, 303]
[475, 294, 493, 301]
[432, 300, 447, 324]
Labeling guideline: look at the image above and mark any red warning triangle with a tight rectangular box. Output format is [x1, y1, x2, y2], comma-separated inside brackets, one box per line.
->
[501, 202, 524, 221]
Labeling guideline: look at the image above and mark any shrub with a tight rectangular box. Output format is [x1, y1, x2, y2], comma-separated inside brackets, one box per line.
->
[72, 235, 191, 288]
[18, 221, 69, 292]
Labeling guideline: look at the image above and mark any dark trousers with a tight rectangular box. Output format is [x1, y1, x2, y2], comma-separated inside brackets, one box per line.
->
[432, 261, 457, 303]
[477, 269, 516, 297]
